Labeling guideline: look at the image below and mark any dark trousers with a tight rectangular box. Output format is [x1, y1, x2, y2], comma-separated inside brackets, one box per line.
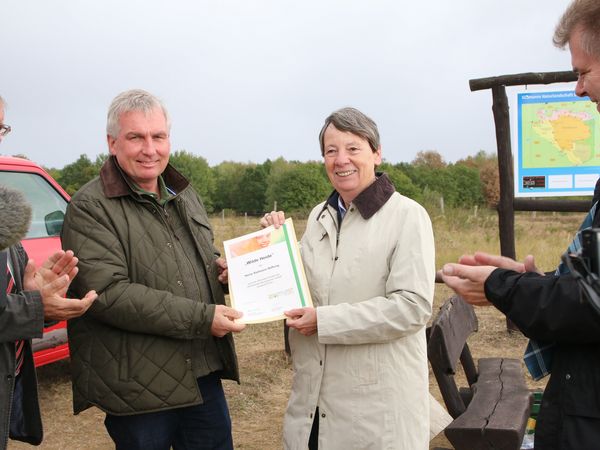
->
[308, 407, 319, 450]
[9, 375, 25, 438]
[104, 373, 233, 450]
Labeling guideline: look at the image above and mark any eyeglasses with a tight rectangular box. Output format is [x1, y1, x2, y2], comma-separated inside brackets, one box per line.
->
[0, 124, 11, 137]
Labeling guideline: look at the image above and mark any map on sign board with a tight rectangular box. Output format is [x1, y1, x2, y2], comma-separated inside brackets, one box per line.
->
[513, 88, 600, 197]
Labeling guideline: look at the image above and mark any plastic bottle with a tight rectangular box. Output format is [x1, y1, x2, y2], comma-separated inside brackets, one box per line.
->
[520, 417, 536, 449]
[520, 432, 534, 449]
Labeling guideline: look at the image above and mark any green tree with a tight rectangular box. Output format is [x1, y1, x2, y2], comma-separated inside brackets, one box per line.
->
[94, 153, 109, 168]
[446, 164, 485, 207]
[266, 162, 330, 213]
[212, 161, 247, 211]
[57, 154, 100, 195]
[264, 157, 293, 211]
[379, 162, 421, 202]
[169, 150, 216, 212]
[235, 163, 270, 213]
[404, 163, 484, 209]
[46, 167, 62, 183]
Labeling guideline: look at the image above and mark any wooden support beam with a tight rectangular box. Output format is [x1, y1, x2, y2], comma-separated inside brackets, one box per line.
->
[470, 71, 577, 92]
[491, 85, 516, 260]
[513, 199, 590, 212]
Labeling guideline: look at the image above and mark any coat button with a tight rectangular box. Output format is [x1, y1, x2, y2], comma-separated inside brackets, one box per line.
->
[166, 242, 173, 248]
[177, 280, 183, 286]
[566, 374, 571, 380]
[321, 413, 326, 418]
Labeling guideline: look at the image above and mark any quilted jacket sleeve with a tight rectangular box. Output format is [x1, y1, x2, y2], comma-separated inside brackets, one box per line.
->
[485, 269, 600, 343]
[62, 196, 215, 340]
[0, 248, 44, 342]
[0, 292, 44, 342]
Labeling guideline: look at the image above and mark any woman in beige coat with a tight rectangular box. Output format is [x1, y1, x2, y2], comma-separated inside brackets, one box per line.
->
[263, 107, 435, 450]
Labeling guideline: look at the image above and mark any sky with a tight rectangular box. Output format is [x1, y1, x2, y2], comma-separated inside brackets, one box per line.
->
[1, 0, 575, 169]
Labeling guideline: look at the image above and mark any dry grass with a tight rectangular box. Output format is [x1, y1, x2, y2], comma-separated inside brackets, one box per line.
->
[9, 210, 583, 449]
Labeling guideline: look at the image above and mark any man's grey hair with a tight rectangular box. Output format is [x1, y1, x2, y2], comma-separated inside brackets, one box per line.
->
[318, 107, 380, 156]
[553, 0, 600, 58]
[106, 89, 171, 138]
[0, 95, 5, 111]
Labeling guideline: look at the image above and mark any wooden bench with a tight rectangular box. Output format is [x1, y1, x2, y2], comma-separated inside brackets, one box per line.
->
[428, 295, 532, 450]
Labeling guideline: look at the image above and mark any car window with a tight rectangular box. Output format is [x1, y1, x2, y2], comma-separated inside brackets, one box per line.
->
[0, 171, 68, 238]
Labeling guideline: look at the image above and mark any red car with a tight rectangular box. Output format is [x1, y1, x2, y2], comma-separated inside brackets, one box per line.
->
[0, 156, 71, 367]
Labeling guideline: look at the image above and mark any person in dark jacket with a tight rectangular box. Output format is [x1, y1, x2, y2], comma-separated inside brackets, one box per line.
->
[61, 89, 246, 450]
[0, 95, 97, 449]
[442, 2, 600, 449]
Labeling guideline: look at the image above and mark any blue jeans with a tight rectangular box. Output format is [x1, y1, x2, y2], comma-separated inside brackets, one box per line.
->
[104, 373, 233, 450]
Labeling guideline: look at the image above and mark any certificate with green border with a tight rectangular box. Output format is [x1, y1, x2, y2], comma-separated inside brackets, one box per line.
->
[223, 218, 313, 324]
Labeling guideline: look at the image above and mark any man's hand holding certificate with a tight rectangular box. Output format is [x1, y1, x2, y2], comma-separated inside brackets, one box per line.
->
[223, 218, 312, 324]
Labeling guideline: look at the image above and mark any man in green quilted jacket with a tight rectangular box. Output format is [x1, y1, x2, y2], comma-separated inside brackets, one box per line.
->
[62, 89, 245, 450]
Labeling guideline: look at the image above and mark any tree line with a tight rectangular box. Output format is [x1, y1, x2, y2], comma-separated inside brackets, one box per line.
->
[47, 150, 500, 215]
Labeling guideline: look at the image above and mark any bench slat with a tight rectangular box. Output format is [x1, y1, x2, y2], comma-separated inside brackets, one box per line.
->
[428, 296, 480, 418]
[429, 295, 478, 373]
[428, 296, 532, 450]
[446, 358, 531, 450]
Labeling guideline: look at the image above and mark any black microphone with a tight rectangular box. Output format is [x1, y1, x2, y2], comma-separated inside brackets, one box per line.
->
[0, 185, 32, 251]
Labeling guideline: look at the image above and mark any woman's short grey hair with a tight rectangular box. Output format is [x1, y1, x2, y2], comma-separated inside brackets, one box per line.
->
[553, 0, 600, 58]
[106, 89, 171, 138]
[318, 107, 380, 156]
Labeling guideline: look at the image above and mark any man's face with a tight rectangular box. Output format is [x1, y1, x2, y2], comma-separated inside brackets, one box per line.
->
[322, 124, 381, 205]
[107, 107, 170, 194]
[570, 26, 600, 113]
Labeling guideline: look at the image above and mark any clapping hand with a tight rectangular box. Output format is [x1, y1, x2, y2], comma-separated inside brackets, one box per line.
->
[23, 250, 97, 321]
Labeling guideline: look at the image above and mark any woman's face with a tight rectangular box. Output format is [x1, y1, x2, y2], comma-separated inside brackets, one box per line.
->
[322, 124, 381, 205]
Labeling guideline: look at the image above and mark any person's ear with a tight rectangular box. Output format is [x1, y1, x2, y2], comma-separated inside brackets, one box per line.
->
[374, 146, 382, 166]
[107, 135, 117, 155]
